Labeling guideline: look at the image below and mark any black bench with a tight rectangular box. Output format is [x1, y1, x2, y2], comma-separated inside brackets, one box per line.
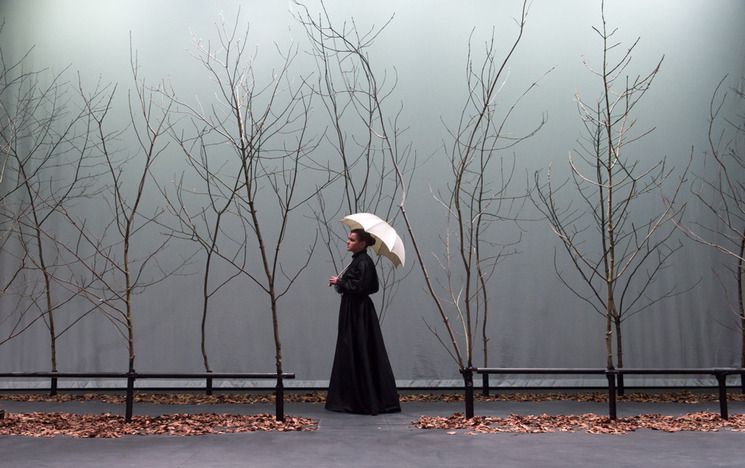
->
[0, 371, 294, 421]
[466, 367, 745, 420]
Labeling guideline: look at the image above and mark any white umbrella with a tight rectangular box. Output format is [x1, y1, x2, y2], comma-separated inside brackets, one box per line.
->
[340, 213, 405, 267]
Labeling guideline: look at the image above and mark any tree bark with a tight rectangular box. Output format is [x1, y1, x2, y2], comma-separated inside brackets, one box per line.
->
[739, 232, 744, 393]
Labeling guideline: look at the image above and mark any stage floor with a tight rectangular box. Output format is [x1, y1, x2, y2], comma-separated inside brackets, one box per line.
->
[2, 393, 745, 467]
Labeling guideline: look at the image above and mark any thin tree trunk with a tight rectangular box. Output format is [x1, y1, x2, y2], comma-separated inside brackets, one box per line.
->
[271, 296, 284, 421]
[606, 299, 615, 369]
[614, 315, 624, 395]
[614, 316, 623, 366]
[479, 262, 490, 396]
[201, 254, 212, 373]
[398, 203, 464, 369]
[124, 236, 135, 373]
[739, 232, 744, 393]
[21, 163, 60, 394]
[271, 296, 282, 375]
[602, 2, 617, 372]
[44, 270, 57, 395]
[35, 222, 58, 394]
[201, 254, 213, 395]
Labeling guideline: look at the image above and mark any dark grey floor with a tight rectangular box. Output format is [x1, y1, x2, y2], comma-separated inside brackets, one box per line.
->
[2, 395, 745, 467]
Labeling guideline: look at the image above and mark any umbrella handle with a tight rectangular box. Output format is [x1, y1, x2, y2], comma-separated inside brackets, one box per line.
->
[337, 263, 351, 278]
[328, 263, 351, 288]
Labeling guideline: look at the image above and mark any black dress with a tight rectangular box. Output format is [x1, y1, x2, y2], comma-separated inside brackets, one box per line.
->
[325, 250, 401, 415]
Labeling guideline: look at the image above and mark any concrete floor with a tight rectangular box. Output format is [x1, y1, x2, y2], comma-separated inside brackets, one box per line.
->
[2, 395, 745, 467]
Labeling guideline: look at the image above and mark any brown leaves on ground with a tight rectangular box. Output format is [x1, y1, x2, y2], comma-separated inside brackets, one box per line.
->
[0, 412, 317, 438]
[414, 412, 745, 435]
[2, 392, 743, 437]
[2, 389, 742, 405]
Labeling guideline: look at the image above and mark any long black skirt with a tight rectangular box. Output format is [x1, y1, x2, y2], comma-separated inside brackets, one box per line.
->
[325, 294, 400, 415]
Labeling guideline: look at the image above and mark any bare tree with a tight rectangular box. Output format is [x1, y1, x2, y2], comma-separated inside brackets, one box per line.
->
[7, 76, 96, 393]
[437, 25, 549, 392]
[295, 1, 541, 406]
[295, 2, 409, 322]
[168, 12, 320, 420]
[532, 1, 687, 391]
[675, 76, 745, 387]
[293, 0, 459, 368]
[0, 20, 41, 300]
[0, 21, 102, 394]
[51, 42, 180, 387]
[159, 105, 243, 394]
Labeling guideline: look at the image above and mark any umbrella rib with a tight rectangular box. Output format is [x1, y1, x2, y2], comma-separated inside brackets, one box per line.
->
[341, 212, 405, 267]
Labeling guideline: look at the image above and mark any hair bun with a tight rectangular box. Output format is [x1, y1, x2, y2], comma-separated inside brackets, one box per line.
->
[351, 228, 375, 247]
[360, 230, 375, 247]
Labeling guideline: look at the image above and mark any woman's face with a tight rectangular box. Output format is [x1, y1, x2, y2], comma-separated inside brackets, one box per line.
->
[346, 232, 366, 253]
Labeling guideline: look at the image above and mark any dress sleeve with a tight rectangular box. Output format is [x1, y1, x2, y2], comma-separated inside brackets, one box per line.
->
[336, 255, 378, 295]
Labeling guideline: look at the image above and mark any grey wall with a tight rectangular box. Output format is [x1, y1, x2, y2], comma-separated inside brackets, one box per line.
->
[1, 0, 744, 388]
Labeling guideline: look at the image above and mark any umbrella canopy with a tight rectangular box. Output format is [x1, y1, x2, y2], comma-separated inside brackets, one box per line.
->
[340, 213, 405, 267]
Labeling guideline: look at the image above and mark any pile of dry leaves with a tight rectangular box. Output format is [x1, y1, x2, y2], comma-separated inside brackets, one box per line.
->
[0, 412, 317, 438]
[414, 411, 745, 434]
[2, 390, 743, 437]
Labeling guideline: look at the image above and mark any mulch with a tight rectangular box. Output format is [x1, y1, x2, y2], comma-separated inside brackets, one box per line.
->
[2, 390, 744, 437]
[0, 412, 317, 438]
[414, 411, 745, 434]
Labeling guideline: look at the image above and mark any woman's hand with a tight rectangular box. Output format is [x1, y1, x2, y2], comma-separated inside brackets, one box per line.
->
[328, 276, 338, 287]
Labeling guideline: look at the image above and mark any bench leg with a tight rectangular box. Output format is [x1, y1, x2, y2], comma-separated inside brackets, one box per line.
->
[125, 373, 135, 423]
[481, 373, 490, 397]
[463, 368, 474, 419]
[616, 373, 625, 396]
[275, 376, 285, 422]
[50, 376, 58, 396]
[717, 373, 728, 420]
[606, 371, 617, 420]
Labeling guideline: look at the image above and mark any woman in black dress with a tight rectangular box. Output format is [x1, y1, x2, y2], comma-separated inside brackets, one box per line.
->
[326, 229, 401, 415]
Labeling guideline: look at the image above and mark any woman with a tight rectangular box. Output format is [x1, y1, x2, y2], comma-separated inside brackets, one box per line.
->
[326, 228, 401, 415]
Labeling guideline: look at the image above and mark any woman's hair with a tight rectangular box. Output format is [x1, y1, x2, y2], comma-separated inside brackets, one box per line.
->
[350, 228, 376, 247]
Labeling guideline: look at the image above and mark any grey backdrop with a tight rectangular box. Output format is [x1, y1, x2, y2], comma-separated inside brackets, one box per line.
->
[1, 0, 745, 388]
